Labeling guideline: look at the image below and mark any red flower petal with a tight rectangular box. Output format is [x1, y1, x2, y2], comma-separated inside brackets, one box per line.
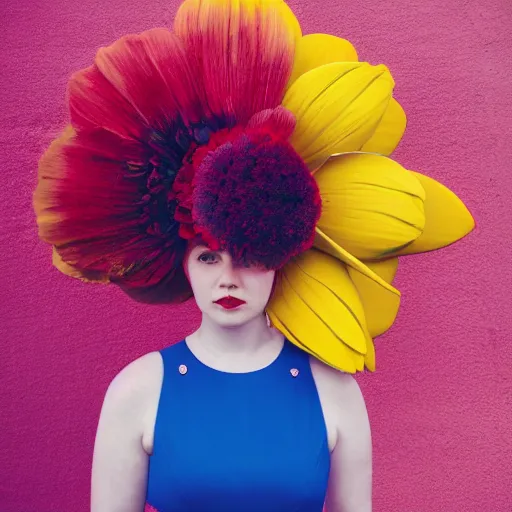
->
[68, 64, 146, 140]
[247, 105, 296, 139]
[174, 0, 298, 125]
[34, 126, 189, 299]
[94, 28, 204, 133]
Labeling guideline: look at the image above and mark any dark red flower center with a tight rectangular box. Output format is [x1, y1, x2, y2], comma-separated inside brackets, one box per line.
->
[170, 107, 322, 269]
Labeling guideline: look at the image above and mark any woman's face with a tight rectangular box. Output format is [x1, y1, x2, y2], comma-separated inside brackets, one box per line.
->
[185, 243, 276, 328]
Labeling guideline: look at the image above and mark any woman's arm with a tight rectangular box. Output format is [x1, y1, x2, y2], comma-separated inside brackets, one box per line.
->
[90, 355, 153, 512]
[325, 374, 373, 512]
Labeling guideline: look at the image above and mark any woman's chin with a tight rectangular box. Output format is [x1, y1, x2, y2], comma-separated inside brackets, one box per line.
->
[207, 307, 261, 328]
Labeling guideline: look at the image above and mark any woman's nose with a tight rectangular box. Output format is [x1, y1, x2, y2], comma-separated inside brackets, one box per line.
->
[219, 260, 241, 290]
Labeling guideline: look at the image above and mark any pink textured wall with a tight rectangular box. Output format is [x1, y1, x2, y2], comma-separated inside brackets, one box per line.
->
[1, 0, 511, 511]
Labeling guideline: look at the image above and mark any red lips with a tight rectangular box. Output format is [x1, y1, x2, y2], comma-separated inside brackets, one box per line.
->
[214, 296, 246, 309]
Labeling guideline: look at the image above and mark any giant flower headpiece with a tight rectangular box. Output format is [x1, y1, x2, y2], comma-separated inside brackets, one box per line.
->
[34, 0, 474, 373]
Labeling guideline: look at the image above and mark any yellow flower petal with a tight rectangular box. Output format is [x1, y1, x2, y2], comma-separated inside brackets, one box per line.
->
[283, 61, 395, 169]
[395, 171, 475, 255]
[350, 257, 400, 371]
[267, 248, 371, 373]
[314, 226, 401, 299]
[347, 258, 400, 338]
[313, 225, 399, 370]
[269, 0, 302, 41]
[287, 251, 370, 354]
[287, 33, 358, 86]
[366, 256, 399, 283]
[315, 153, 426, 260]
[364, 337, 376, 372]
[360, 98, 407, 155]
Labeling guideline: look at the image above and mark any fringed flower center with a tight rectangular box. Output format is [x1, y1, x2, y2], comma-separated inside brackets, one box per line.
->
[170, 107, 322, 269]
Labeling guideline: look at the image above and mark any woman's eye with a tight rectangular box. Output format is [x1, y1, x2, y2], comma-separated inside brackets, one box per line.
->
[198, 252, 217, 264]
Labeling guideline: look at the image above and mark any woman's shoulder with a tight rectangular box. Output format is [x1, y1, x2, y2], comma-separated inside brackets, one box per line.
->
[112, 350, 163, 392]
[309, 356, 361, 411]
[310, 355, 369, 424]
[106, 350, 164, 422]
[309, 355, 354, 384]
[112, 340, 190, 403]
[107, 350, 165, 455]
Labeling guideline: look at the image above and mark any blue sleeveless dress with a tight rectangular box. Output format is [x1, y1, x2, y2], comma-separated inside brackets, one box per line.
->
[146, 338, 330, 512]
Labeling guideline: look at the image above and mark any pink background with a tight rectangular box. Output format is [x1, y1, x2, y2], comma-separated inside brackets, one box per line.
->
[1, 0, 511, 511]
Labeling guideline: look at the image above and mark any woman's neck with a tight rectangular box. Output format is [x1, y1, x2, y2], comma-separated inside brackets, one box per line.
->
[185, 313, 284, 371]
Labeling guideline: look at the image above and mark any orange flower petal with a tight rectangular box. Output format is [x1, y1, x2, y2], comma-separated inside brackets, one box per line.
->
[174, 0, 300, 124]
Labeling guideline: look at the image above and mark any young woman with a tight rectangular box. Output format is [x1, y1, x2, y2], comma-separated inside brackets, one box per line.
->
[89, 238, 372, 511]
[33, 0, 474, 510]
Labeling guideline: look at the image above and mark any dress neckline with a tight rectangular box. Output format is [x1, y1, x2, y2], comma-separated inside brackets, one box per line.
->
[183, 336, 288, 375]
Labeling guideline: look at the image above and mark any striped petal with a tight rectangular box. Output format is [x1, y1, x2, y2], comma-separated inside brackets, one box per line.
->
[283, 62, 395, 169]
[287, 33, 358, 86]
[360, 98, 407, 155]
[93, 28, 203, 134]
[315, 153, 426, 260]
[52, 247, 109, 284]
[267, 248, 371, 373]
[394, 171, 475, 255]
[313, 226, 401, 303]
[349, 258, 400, 369]
[363, 338, 376, 372]
[313, 228, 400, 371]
[174, 0, 301, 125]
[347, 258, 400, 338]
[33, 125, 189, 301]
[68, 64, 146, 141]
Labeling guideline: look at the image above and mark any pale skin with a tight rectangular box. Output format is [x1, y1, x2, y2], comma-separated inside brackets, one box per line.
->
[91, 243, 373, 512]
